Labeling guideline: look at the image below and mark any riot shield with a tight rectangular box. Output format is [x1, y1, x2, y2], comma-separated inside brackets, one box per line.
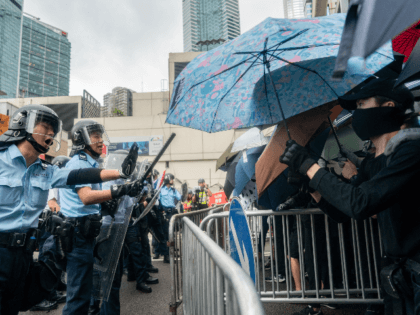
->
[93, 151, 135, 302]
[92, 188, 134, 301]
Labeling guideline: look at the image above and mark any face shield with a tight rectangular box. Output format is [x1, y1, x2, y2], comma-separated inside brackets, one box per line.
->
[80, 124, 110, 147]
[104, 151, 128, 170]
[26, 110, 63, 151]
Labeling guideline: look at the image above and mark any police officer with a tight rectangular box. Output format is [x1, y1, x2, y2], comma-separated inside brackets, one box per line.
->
[31, 155, 71, 312]
[44, 119, 142, 315]
[126, 191, 159, 293]
[0, 105, 138, 315]
[280, 77, 420, 314]
[155, 173, 181, 263]
[194, 178, 212, 210]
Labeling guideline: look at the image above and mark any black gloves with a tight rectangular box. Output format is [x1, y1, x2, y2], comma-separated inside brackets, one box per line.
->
[280, 140, 317, 176]
[110, 181, 143, 199]
[100, 199, 120, 218]
[119, 143, 139, 179]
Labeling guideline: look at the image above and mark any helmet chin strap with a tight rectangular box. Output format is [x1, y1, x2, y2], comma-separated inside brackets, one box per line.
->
[26, 134, 49, 154]
[85, 145, 101, 159]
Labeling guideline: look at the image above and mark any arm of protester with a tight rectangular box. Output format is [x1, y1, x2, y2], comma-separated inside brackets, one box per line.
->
[308, 142, 420, 220]
[342, 160, 358, 180]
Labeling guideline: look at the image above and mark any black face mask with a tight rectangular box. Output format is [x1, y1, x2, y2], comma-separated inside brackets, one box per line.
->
[351, 107, 404, 141]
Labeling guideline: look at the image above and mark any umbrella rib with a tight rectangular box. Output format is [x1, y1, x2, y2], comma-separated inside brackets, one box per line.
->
[269, 54, 339, 98]
[210, 55, 263, 132]
[263, 65, 274, 124]
[266, 29, 310, 53]
[170, 55, 257, 113]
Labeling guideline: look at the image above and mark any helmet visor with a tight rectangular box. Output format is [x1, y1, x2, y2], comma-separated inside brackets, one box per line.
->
[81, 124, 110, 146]
[26, 110, 63, 152]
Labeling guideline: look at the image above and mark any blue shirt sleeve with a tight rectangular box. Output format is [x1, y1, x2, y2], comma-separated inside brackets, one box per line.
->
[50, 165, 72, 189]
[175, 190, 181, 201]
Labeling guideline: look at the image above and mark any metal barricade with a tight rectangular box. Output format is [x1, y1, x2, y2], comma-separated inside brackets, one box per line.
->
[200, 209, 384, 305]
[182, 216, 266, 315]
[169, 204, 227, 314]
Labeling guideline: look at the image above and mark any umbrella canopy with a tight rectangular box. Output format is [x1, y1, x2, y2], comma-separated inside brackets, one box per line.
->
[223, 153, 241, 198]
[395, 40, 420, 88]
[393, 20, 420, 62]
[167, 14, 393, 133]
[216, 143, 238, 171]
[255, 104, 341, 197]
[333, 0, 420, 78]
[232, 146, 266, 197]
[231, 127, 269, 153]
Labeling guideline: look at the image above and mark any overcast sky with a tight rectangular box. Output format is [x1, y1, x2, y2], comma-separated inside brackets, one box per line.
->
[24, 0, 284, 103]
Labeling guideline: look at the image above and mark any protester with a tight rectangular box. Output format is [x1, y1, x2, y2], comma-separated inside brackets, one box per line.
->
[280, 77, 420, 314]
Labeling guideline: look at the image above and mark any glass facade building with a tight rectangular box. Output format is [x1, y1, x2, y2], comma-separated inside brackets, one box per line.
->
[0, 0, 24, 99]
[183, 0, 240, 52]
[18, 14, 71, 97]
[283, 0, 305, 19]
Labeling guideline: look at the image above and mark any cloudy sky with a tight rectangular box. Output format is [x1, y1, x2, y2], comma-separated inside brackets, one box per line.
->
[25, 0, 284, 103]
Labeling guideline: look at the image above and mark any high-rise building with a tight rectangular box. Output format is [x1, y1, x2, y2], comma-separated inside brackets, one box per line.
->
[283, 0, 305, 19]
[183, 0, 240, 52]
[18, 13, 71, 98]
[103, 87, 133, 117]
[0, 0, 24, 99]
[303, 0, 348, 18]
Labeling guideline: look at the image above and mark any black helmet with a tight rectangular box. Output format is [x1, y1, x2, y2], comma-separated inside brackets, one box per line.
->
[198, 178, 205, 184]
[153, 169, 160, 177]
[70, 120, 109, 157]
[51, 155, 70, 168]
[0, 104, 62, 153]
[163, 173, 175, 185]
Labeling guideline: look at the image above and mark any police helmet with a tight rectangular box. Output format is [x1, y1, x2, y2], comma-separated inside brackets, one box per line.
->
[0, 104, 62, 153]
[51, 155, 70, 169]
[188, 189, 193, 195]
[198, 178, 205, 184]
[70, 120, 109, 157]
[153, 169, 159, 177]
[163, 173, 175, 185]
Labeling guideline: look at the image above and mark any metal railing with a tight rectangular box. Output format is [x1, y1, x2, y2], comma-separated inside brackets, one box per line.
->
[169, 205, 227, 314]
[200, 209, 383, 305]
[182, 216, 265, 315]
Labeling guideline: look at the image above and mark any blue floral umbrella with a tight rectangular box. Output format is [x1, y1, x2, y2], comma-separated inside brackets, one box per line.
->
[166, 14, 394, 133]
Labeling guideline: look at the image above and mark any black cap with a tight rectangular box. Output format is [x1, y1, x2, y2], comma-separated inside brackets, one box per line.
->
[339, 77, 414, 111]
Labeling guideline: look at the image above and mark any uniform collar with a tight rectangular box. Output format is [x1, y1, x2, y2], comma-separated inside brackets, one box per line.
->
[9, 144, 42, 167]
[79, 152, 98, 168]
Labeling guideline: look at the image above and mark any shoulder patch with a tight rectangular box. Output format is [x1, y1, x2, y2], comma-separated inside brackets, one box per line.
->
[79, 153, 87, 161]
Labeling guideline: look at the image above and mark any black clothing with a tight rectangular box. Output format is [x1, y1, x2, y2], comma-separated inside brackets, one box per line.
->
[310, 139, 420, 259]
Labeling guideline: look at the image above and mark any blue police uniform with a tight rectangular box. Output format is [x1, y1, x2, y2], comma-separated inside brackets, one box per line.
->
[45, 152, 102, 315]
[157, 185, 181, 256]
[0, 144, 72, 315]
[60, 152, 101, 218]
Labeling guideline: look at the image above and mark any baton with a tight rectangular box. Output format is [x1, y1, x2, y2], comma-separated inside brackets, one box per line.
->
[132, 184, 164, 226]
[136, 133, 176, 185]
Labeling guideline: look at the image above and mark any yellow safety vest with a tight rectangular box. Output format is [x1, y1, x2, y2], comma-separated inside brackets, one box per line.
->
[198, 191, 207, 205]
